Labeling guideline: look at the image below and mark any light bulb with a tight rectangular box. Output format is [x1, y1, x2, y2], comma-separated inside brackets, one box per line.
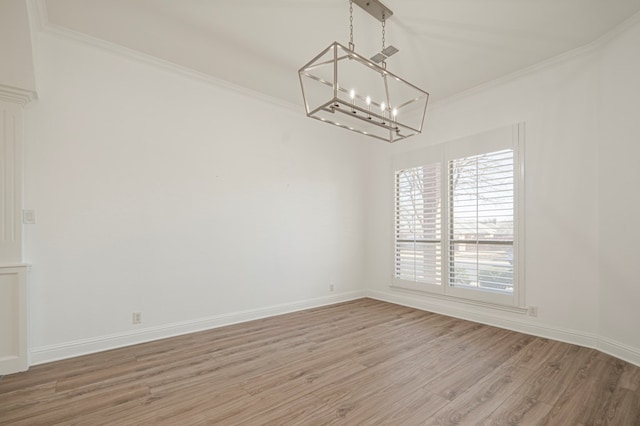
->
[380, 101, 386, 112]
[349, 89, 355, 100]
[392, 108, 398, 119]
[366, 96, 371, 106]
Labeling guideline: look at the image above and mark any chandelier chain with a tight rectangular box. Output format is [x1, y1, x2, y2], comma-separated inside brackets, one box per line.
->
[381, 13, 386, 68]
[349, 0, 354, 50]
[381, 13, 386, 51]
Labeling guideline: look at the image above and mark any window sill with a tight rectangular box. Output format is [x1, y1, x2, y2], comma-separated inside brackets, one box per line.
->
[389, 284, 528, 315]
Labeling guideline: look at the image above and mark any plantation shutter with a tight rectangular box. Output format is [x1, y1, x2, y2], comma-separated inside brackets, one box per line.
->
[394, 163, 442, 285]
[448, 149, 514, 293]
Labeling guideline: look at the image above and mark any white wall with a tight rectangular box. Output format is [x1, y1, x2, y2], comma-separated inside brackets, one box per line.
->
[598, 18, 640, 353]
[366, 17, 640, 365]
[22, 13, 640, 367]
[25, 31, 368, 362]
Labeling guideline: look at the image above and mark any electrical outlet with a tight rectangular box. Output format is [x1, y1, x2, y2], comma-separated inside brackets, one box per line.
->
[23, 209, 36, 224]
[528, 306, 538, 317]
[132, 312, 142, 324]
[329, 283, 335, 292]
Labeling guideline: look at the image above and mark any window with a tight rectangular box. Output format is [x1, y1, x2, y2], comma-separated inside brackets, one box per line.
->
[395, 163, 441, 285]
[448, 149, 514, 294]
[393, 124, 524, 307]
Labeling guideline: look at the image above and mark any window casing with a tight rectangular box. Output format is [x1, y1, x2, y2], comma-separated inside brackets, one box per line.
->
[393, 124, 524, 308]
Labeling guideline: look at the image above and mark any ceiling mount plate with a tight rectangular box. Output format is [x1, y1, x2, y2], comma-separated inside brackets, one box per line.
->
[353, 0, 393, 22]
[371, 45, 399, 63]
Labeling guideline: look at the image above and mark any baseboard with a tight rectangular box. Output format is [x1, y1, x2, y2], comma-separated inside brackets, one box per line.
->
[30, 290, 367, 366]
[367, 289, 640, 368]
[30, 289, 640, 368]
[597, 336, 640, 368]
[368, 289, 599, 347]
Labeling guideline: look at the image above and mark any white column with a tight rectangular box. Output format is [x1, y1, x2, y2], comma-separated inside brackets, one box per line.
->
[0, 91, 34, 374]
[0, 265, 27, 374]
[0, 0, 37, 375]
[0, 99, 24, 262]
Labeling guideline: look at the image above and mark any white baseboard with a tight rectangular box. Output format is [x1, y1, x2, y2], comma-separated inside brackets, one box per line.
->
[30, 290, 367, 366]
[597, 336, 640, 368]
[30, 289, 640, 369]
[368, 289, 640, 368]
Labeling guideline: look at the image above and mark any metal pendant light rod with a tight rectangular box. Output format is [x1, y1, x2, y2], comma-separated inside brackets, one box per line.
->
[352, 0, 393, 22]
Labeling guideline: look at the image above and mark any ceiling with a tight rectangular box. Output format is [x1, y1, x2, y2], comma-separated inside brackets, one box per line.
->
[42, 0, 640, 106]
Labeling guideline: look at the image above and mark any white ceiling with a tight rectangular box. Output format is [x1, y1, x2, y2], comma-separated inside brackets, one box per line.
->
[43, 0, 640, 106]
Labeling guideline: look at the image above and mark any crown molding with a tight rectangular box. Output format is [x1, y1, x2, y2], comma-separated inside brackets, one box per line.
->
[432, 9, 640, 109]
[40, 22, 301, 114]
[0, 84, 37, 106]
[31, 0, 301, 113]
[596, 7, 640, 48]
[28, 0, 49, 32]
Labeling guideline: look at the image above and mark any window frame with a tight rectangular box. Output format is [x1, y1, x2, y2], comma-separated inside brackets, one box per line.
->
[392, 123, 525, 309]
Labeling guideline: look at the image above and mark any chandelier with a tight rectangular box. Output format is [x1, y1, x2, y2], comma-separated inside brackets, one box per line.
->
[298, 0, 429, 143]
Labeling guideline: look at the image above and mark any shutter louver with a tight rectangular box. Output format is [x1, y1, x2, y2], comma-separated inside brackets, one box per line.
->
[395, 163, 442, 285]
[448, 149, 514, 293]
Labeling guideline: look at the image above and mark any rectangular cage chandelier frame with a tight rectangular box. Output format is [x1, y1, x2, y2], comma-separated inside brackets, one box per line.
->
[298, 0, 429, 143]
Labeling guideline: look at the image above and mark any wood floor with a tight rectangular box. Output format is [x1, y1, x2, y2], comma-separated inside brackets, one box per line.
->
[1, 299, 639, 425]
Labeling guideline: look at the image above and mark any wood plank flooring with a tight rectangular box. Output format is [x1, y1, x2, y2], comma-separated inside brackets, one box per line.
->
[1, 298, 639, 425]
